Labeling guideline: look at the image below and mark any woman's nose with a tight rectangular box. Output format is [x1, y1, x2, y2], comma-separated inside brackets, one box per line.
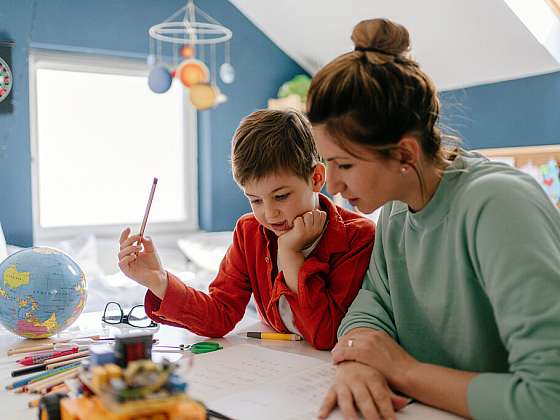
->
[326, 168, 344, 196]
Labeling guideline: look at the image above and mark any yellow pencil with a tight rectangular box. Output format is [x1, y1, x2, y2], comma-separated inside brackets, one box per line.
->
[244, 332, 303, 341]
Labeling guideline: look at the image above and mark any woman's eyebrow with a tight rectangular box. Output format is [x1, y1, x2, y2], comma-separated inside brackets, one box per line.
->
[325, 156, 350, 162]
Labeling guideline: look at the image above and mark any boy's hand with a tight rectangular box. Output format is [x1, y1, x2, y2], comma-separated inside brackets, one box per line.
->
[278, 209, 327, 253]
[118, 228, 168, 299]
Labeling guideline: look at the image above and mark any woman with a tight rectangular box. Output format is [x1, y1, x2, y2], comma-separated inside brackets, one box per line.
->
[307, 18, 560, 420]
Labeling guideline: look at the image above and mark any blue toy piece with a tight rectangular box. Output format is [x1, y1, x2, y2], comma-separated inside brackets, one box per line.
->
[90, 344, 116, 366]
[148, 66, 172, 93]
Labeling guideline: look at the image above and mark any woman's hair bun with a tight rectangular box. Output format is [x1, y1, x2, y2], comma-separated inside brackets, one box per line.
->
[351, 18, 410, 57]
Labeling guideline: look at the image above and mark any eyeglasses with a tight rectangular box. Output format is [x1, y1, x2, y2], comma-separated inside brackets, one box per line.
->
[102, 302, 158, 328]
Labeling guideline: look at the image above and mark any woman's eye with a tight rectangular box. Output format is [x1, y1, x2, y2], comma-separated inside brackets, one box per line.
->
[250, 199, 262, 205]
[338, 164, 353, 170]
[275, 193, 290, 201]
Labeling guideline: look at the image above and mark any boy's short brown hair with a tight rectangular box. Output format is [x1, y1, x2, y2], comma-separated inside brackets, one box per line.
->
[231, 109, 320, 186]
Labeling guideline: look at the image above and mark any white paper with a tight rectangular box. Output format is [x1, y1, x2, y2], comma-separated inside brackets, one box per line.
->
[181, 344, 463, 420]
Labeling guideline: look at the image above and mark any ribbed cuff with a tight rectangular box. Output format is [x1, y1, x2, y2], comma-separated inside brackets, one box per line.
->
[468, 372, 510, 420]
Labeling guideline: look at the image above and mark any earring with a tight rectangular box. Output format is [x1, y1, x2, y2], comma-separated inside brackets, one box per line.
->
[400, 167, 407, 174]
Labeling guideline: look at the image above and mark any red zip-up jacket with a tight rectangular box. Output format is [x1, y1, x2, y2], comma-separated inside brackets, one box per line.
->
[144, 194, 375, 350]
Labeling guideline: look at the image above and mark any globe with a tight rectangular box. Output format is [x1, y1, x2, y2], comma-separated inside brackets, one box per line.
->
[0, 247, 87, 339]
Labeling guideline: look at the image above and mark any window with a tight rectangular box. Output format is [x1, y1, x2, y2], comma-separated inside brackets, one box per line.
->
[29, 50, 197, 241]
[504, 0, 560, 47]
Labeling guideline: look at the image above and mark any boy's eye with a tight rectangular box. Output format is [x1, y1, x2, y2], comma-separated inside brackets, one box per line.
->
[275, 193, 290, 201]
[338, 164, 353, 170]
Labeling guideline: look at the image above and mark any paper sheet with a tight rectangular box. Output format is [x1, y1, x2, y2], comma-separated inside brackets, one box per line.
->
[183, 345, 325, 399]
[181, 344, 463, 420]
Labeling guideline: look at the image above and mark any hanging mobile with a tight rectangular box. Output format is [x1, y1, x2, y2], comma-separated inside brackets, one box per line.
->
[219, 41, 235, 84]
[147, 0, 233, 110]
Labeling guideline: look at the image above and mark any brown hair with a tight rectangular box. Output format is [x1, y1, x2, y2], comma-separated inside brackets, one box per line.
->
[231, 109, 320, 186]
[307, 19, 456, 195]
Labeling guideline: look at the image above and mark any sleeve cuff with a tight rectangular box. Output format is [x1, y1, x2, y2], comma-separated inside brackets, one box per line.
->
[149, 272, 188, 322]
[467, 372, 511, 420]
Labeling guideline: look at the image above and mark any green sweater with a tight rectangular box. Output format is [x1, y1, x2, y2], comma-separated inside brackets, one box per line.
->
[338, 150, 560, 419]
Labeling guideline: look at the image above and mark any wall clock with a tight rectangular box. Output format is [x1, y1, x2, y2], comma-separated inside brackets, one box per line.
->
[0, 56, 13, 103]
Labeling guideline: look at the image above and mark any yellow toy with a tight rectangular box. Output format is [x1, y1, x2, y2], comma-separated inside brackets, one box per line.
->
[38, 359, 208, 420]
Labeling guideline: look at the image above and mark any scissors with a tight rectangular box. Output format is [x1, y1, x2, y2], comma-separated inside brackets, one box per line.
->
[155, 341, 222, 354]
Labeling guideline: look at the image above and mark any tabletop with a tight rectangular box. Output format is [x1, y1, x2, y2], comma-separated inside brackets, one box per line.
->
[0, 311, 463, 420]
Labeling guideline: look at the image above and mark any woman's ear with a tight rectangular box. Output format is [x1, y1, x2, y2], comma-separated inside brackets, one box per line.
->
[311, 163, 326, 192]
[395, 136, 421, 166]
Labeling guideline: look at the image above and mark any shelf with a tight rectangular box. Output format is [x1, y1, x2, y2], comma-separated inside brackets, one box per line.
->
[475, 144, 560, 167]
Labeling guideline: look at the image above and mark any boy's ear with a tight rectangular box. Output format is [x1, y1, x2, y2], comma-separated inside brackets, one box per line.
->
[311, 163, 326, 192]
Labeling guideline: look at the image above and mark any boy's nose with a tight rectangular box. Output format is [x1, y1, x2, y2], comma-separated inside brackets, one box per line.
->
[264, 203, 280, 220]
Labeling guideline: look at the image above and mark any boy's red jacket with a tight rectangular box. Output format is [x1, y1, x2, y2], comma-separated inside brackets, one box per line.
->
[144, 194, 375, 350]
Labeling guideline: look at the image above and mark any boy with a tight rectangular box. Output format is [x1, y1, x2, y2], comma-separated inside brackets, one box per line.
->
[118, 109, 374, 350]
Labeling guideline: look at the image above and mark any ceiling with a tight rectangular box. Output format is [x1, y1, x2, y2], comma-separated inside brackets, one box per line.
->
[230, 0, 560, 91]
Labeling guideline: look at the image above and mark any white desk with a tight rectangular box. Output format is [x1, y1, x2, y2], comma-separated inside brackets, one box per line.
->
[0, 311, 463, 419]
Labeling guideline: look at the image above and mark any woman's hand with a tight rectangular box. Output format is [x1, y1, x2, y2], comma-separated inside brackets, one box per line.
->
[118, 228, 168, 298]
[332, 328, 418, 390]
[319, 361, 410, 420]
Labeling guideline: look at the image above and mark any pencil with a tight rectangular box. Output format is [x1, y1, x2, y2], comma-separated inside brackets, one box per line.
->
[45, 350, 89, 365]
[6, 361, 82, 390]
[47, 356, 88, 370]
[11, 351, 88, 377]
[11, 363, 47, 377]
[139, 177, 158, 242]
[28, 369, 79, 393]
[28, 364, 80, 385]
[244, 332, 303, 341]
[7, 343, 57, 356]
[6, 334, 100, 355]
[17, 366, 80, 394]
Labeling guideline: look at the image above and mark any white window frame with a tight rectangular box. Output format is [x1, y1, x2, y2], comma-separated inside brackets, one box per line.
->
[29, 49, 198, 243]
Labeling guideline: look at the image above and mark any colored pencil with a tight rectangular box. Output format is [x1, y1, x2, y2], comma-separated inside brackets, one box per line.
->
[45, 350, 89, 365]
[139, 177, 158, 242]
[27, 369, 80, 394]
[47, 356, 88, 370]
[6, 361, 82, 390]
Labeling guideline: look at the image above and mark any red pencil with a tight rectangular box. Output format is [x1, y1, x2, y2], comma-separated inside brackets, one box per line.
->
[17, 347, 78, 366]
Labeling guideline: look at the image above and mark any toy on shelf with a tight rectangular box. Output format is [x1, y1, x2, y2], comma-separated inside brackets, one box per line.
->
[267, 74, 311, 112]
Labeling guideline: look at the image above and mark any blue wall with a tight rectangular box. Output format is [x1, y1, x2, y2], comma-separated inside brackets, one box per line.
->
[1, 2, 559, 247]
[440, 71, 560, 149]
[0, 0, 306, 246]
